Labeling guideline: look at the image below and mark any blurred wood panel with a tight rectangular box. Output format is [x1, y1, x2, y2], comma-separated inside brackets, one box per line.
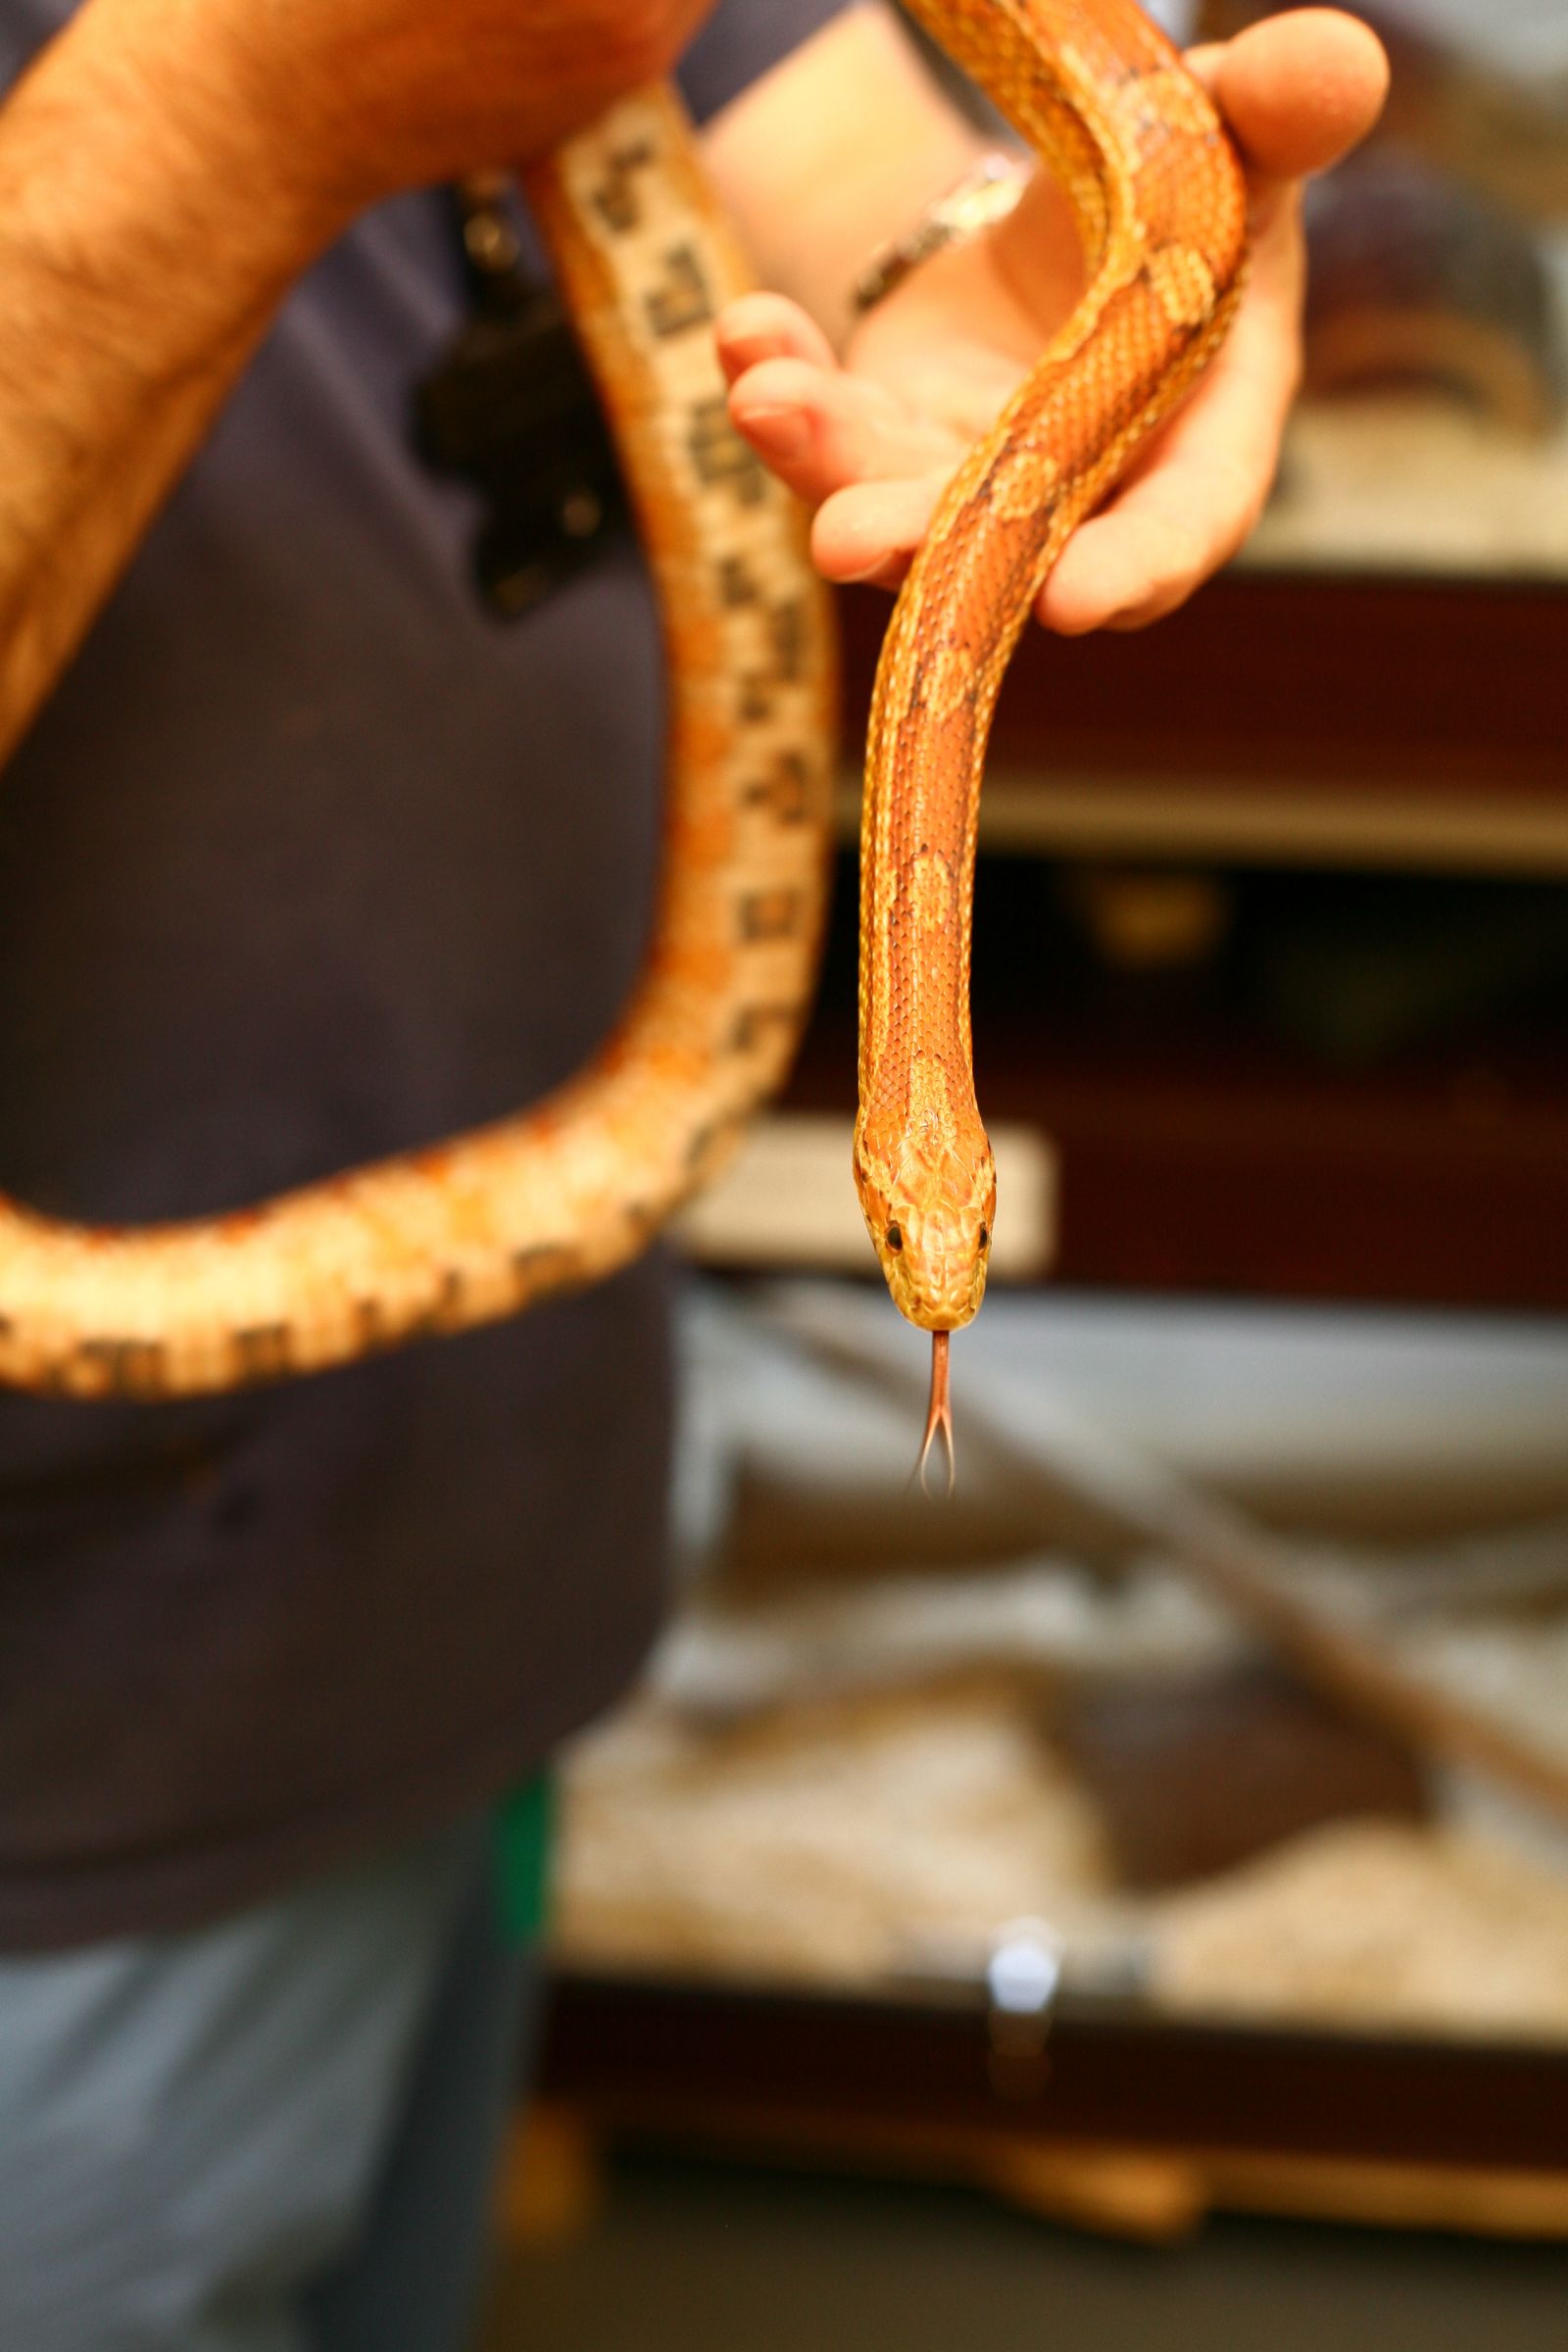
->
[785, 971, 1568, 1308]
[540, 1971, 1568, 2186]
[838, 574, 1568, 814]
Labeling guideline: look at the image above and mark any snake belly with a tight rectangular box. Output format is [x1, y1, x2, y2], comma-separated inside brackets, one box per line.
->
[854, 0, 1248, 1337]
[0, 87, 835, 1399]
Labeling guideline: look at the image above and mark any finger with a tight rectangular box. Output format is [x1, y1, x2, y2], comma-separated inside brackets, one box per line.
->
[713, 292, 836, 386]
[729, 357, 955, 509]
[809, 468, 951, 586]
[1040, 193, 1305, 633]
[1040, 317, 1291, 633]
[1041, 13, 1388, 633]
[1187, 10, 1389, 222]
[1043, 479, 1215, 635]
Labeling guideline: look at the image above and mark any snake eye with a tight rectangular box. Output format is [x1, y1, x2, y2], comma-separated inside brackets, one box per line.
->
[885, 1222, 904, 1253]
[978, 1223, 990, 1250]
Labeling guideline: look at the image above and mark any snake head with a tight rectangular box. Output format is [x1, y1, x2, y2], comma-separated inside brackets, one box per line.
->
[854, 1109, 997, 1334]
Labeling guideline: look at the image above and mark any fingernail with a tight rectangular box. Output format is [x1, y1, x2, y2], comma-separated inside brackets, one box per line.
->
[734, 404, 810, 462]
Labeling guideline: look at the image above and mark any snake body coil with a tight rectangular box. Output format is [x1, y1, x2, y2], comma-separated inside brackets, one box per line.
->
[855, 0, 1247, 1348]
[0, 92, 836, 1397]
[0, 1, 1244, 1403]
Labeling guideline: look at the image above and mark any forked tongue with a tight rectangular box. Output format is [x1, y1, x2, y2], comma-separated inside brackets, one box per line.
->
[917, 1330, 955, 1496]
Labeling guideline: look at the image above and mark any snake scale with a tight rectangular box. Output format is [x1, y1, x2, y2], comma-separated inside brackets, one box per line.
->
[0, 0, 1245, 1409]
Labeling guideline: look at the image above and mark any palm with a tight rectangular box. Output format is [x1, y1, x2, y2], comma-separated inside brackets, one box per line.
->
[846, 164, 1086, 451]
[719, 9, 1389, 635]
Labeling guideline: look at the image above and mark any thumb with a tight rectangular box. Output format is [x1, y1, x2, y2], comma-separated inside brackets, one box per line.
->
[1188, 8, 1390, 216]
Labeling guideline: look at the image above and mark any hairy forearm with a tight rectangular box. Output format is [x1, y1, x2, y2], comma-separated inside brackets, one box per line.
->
[0, 0, 1065, 766]
[0, 2, 341, 760]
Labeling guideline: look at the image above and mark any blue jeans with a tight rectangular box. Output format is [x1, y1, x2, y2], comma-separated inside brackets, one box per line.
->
[0, 1820, 534, 2352]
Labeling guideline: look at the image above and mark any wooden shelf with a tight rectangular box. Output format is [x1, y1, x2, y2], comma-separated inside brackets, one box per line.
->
[536, 1969, 1568, 2237]
[543, 1970, 1568, 2172]
[836, 573, 1568, 875]
[533, 576, 1568, 2232]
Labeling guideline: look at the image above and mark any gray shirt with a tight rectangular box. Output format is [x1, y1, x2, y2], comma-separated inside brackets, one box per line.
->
[0, 0, 848, 1949]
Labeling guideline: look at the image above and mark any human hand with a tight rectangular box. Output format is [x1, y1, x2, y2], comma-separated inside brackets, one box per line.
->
[718, 8, 1389, 634]
[144, 0, 713, 229]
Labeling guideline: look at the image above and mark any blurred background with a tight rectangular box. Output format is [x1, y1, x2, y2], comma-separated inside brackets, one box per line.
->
[485, 1, 1568, 2340]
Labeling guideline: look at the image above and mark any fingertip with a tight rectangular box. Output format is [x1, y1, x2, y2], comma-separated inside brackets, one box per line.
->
[811, 475, 942, 587]
[1039, 575, 1189, 636]
[713, 292, 836, 381]
[1214, 9, 1391, 182]
[1036, 582, 1116, 637]
[1102, 592, 1180, 633]
[726, 353, 823, 418]
[1039, 509, 1200, 635]
[809, 492, 888, 585]
[729, 393, 812, 469]
[1038, 525, 1148, 636]
[726, 356, 824, 470]
[809, 528, 906, 592]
